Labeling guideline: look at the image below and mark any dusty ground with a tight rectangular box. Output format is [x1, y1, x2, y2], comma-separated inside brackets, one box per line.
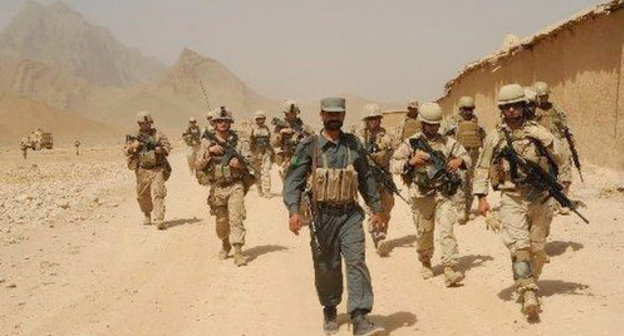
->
[1, 145, 624, 336]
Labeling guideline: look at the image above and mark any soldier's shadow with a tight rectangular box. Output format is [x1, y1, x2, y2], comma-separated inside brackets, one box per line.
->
[245, 244, 288, 263]
[336, 311, 417, 335]
[161, 217, 202, 230]
[431, 254, 494, 277]
[497, 280, 591, 301]
[545, 240, 584, 257]
[384, 235, 416, 253]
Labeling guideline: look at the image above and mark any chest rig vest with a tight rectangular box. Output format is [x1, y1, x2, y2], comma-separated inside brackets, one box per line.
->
[250, 126, 270, 151]
[310, 137, 359, 204]
[456, 119, 482, 149]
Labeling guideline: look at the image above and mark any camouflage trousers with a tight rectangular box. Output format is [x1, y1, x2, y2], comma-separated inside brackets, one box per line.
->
[362, 187, 395, 244]
[186, 146, 199, 173]
[276, 151, 293, 180]
[499, 191, 553, 293]
[252, 150, 272, 196]
[410, 194, 460, 267]
[135, 166, 167, 221]
[460, 149, 481, 217]
[208, 180, 247, 246]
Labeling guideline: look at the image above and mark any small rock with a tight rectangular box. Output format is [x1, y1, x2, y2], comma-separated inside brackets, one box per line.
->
[6, 283, 16, 288]
[56, 201, 70, 209]
[15, 194, 33, 202]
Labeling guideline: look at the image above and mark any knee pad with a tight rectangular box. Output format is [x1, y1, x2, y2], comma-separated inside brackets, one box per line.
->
[512, 250, 533, 280]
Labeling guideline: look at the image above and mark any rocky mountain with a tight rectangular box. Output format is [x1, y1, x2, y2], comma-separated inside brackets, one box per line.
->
[0, 1, 165, 87]
[100, 48, 279, 132]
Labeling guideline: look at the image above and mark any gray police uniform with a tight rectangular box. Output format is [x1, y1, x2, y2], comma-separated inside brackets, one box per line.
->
[283, 130, 382, 315]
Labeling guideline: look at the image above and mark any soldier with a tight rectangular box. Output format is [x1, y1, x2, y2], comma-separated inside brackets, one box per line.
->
[534, 81, 574, 215]
[474, 84, 563, 318]
[355, 103, 395, 256]
[182, 117, 202, 174]
[396, 99, 421, 143]
[271, 99, 313, 179]
[250, 110, 273, 198]
[523, 87, 538, 120]
[206, 109, 216, 130]
[19, 138, 28, 159]
[74, 140, 81, 156]
[283, 97, 383, 335]
[443, 96, 486, 223]
[391, 102, 471, 287]
[124, 111, 172, 230]
[195, 106, 254, 267]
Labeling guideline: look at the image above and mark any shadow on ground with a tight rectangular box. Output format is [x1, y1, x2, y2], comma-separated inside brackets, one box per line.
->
[246, 244, 288, 262]
[545, 240, 584, 257]
[337, 311, 417, 335]
[162, 217, 202, 229]
[498, 280, 591, 301]
[385, 235, 416, 253]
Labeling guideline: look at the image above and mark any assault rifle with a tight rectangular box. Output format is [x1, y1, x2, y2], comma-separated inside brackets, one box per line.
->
[362, 146, 409, 204]
[201, 130, 257, 179]
[126, 133, 159, 154]
[562, 128, 583, 182]
[499, 131, 589, 224]
[406, 136, 462, 197]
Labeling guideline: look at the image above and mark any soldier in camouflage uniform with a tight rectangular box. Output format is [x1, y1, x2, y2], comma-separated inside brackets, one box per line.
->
[443, 96, 486, 223]
[355, 104, 395, 257]
[533, 81, 574, 215]
[283, 97, 384, 336]
[396, 99, 421, 144]
[74, 139, 81, 156]
[250, 110, 273, 198]
[391, 102, 471, 287]
[182, 117, 202, 174]
[195, 107, 253, 267]
[20, 137, 29, 159]
[124, 111, 172, 230]
[474, 84, 564, 318]
[272, 99, 313, 179]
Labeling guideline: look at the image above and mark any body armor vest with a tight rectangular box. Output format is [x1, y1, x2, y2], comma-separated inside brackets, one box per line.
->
[456, 119, 482, 149]
[490, 128, 554, 191]
[251, 127, 271, 151]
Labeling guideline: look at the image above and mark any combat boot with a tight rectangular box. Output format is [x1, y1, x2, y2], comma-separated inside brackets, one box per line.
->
[233, 244, 247, 267]
[218, 238, 231, 260]
[142, 213, 151, 226]
[444, 266, 464, 287]
[351, 310, 381, 336]
[155, 219, 166, 230]
[420, 261, 434, 280]
[323, 306, 338, 335]
[522, 290, 540, 317]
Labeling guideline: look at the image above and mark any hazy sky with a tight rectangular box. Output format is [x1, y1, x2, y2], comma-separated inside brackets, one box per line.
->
[0, 0, 603, 103]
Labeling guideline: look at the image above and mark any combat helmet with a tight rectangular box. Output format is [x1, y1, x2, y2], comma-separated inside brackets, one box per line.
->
[254, 110, 266, 120]
[523, 87, 538, 104]
[407, 99, 419, 110]
[282, 99, 300, 114]
[214, 106, 234, 121]
[497, 84, 526, 106]
[136, 111, 153, 123]
[362, 103, 383, 120]
[189, 117, 197, 123]
[458, 96, 475, 109]
[533, 81, 550, 96]
[418, 102, 443, 124]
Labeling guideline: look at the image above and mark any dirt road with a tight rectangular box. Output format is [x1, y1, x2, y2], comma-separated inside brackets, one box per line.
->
[1, 146, 623, 336]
